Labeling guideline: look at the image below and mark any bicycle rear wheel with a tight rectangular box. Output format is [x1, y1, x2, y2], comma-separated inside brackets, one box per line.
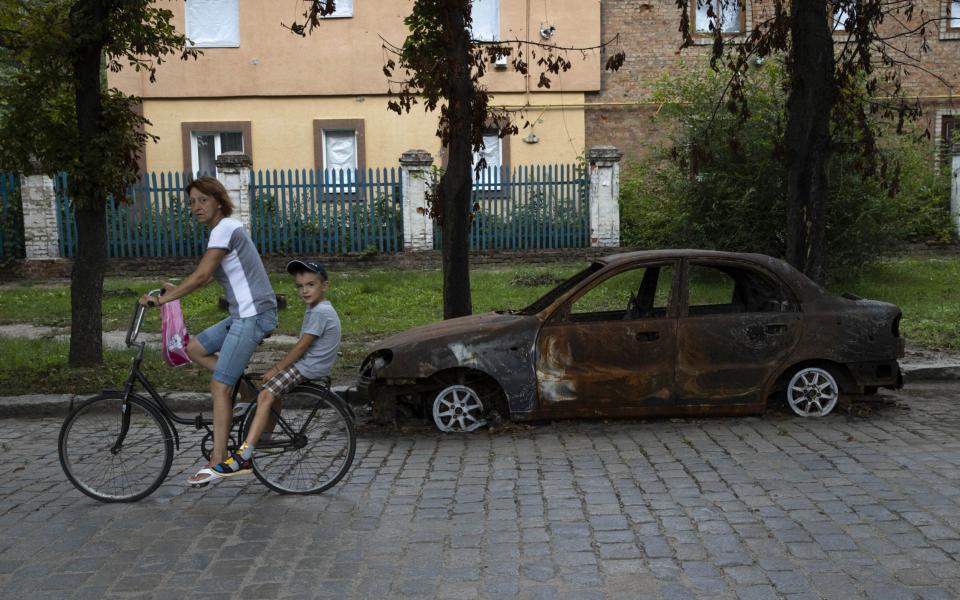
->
[244, 387, 356, 494]
[58, 393, 174, 502]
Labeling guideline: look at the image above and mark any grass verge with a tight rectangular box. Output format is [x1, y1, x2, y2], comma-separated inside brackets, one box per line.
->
[0, 256, 956, 395]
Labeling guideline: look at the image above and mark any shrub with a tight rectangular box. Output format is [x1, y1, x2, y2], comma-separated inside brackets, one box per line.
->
[620, 60, 955, 278]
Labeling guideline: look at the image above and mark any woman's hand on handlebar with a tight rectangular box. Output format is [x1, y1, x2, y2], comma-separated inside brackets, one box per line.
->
[138, 286, 167, 308]
[138, 293, 160, 308]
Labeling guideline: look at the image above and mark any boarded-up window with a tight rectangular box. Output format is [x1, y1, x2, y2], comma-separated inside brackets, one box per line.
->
[186, 0, 240, 48]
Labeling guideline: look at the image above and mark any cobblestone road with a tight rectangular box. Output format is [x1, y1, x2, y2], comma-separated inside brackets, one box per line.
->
[1, 383, 959, 599]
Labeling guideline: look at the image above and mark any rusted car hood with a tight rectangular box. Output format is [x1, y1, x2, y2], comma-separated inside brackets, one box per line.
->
[371, 311, 535, 352]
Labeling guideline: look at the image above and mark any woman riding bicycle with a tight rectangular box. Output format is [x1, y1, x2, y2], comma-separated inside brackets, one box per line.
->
[139, 176, 277, 486]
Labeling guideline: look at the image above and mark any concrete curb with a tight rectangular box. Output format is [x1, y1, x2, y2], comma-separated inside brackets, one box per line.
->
[0, 386, 359, 419]
[1, 367, 956, 419]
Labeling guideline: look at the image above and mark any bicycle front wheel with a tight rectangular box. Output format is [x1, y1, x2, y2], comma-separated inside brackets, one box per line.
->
[58, 393, 174, 502]
[245, 388, 356, 494]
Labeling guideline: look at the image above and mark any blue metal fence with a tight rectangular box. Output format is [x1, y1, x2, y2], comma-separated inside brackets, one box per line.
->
[49, 162, 587, 258]
[55, 172, 206, 258]
[434, 164, 590, 250]
[0, 172, 23, 258]
[250, 168, 403, 255]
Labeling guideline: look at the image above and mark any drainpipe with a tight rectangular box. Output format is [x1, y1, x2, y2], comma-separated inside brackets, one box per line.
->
[952, 153, 960, 237]
[524, 0, 531, 107]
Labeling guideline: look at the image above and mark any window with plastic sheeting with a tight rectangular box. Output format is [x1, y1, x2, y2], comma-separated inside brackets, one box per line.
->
[693, 0, 743, 34]
[321, 0, 353, 18]
[471, 0, 499, 41]
[323, 131, 358, 173]
[472, 132, 502, 190]
[185, 0, 240, 48]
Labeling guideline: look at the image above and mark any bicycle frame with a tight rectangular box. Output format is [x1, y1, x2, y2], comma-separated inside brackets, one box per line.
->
[113, 295, 297, 454]
[112, 293, 236, 452]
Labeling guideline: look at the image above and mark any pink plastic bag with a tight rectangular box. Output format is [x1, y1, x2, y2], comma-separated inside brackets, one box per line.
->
[160, 299, 192, 368]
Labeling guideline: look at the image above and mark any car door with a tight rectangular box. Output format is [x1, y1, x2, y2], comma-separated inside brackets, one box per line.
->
[534, 261, 679, 417]
[676, 259, 801, 405]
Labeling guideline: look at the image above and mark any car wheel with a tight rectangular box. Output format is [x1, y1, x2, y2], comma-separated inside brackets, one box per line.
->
[432, 384, 487, 433]
[786, 366, 840, 417]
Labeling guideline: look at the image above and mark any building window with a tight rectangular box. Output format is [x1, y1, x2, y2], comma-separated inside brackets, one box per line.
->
[181, 121, 251, 175]
[832, 3, 852, 32]
[693, 0, 744, 34]
[185, 0, 240, 48]
[943, 115, 957, 158]
[323, 131, 358, 173]
[321, 0, 354, 19]
[313, 119, 366, 186]
[473, 132, 507, 189]
[471, 0, 500, 41]
[952, 1, 960, 29]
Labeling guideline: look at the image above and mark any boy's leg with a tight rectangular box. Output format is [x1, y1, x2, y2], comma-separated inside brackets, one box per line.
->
[245, 366, 304, 452]
[243, 388, 278, 453]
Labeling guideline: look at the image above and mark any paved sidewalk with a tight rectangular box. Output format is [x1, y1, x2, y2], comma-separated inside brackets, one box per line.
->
[1, 382, 958, 599]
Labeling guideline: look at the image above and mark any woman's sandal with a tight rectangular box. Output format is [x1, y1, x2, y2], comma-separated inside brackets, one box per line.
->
[189, 467, 219, 488]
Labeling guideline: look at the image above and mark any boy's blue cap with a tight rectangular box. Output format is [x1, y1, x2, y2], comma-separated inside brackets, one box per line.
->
[286, 259, 328, 280]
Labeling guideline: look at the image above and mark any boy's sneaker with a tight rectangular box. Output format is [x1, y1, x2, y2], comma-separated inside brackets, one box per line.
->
[210, 452, 252, 477]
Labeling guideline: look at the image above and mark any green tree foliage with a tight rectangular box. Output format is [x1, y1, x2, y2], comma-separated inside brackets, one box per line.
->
[0, 0, 197, 366]
[674, 0, 944, 283]
[620, 61, 953, 278]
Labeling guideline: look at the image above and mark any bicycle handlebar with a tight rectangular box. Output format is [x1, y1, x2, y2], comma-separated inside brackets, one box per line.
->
[126, 288, 162, 348]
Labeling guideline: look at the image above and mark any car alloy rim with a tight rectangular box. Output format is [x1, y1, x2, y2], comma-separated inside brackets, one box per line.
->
[787, 367, 839, 417]
[433, 384, 486, 433]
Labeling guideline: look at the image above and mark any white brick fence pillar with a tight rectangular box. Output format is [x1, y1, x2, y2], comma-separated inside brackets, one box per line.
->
[399, 149, 435, 251]
[587, 145, 622, 248]
[216, 152, 253, 231]
[20, 172, 60, 260]
[952, 153, 959, 237]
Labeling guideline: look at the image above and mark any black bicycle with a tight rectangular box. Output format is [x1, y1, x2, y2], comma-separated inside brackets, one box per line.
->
[57, 293, 356, 502]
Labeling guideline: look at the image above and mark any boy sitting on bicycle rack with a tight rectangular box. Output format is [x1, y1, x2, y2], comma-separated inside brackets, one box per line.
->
[210, 259, 342, 481]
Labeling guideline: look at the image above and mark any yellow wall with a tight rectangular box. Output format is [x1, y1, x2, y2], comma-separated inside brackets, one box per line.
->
[142, 93, 587, 172]
[113, 0, 601, 97]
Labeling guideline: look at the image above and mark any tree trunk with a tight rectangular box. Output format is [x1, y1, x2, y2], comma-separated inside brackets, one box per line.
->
[784, 1, 834, 284]
[439, 0, 473, 319]
[68, 0, 107, 367]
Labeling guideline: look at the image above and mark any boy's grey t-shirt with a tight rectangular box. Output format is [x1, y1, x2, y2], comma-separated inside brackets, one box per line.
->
[293, 300, 341, 380]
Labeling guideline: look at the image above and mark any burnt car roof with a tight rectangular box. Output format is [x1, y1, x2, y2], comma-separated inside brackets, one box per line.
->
[595, 250, 827, 303]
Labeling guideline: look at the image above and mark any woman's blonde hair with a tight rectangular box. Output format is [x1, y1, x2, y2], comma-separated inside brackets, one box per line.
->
[185, 176, 235, 217]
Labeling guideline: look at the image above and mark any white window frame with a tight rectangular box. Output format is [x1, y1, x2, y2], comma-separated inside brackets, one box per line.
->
[693, 0, 743, 34]
[321, 0, 354, 19]
[472, 133, 503, 190]
[190, 131, 243, 176]
[185, 0, 240, 48]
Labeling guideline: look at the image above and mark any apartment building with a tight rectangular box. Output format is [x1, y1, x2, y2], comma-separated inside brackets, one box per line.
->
[110, 0, 604, 176]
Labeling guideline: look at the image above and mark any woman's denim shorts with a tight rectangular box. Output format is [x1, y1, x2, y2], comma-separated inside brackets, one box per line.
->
[195, 309, 278, 385]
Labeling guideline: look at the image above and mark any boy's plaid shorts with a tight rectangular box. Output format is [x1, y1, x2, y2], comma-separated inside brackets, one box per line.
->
[262, 365, 306, 396]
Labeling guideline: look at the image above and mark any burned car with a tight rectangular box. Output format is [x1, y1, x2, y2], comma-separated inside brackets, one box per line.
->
[358, 250, 904, 432]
